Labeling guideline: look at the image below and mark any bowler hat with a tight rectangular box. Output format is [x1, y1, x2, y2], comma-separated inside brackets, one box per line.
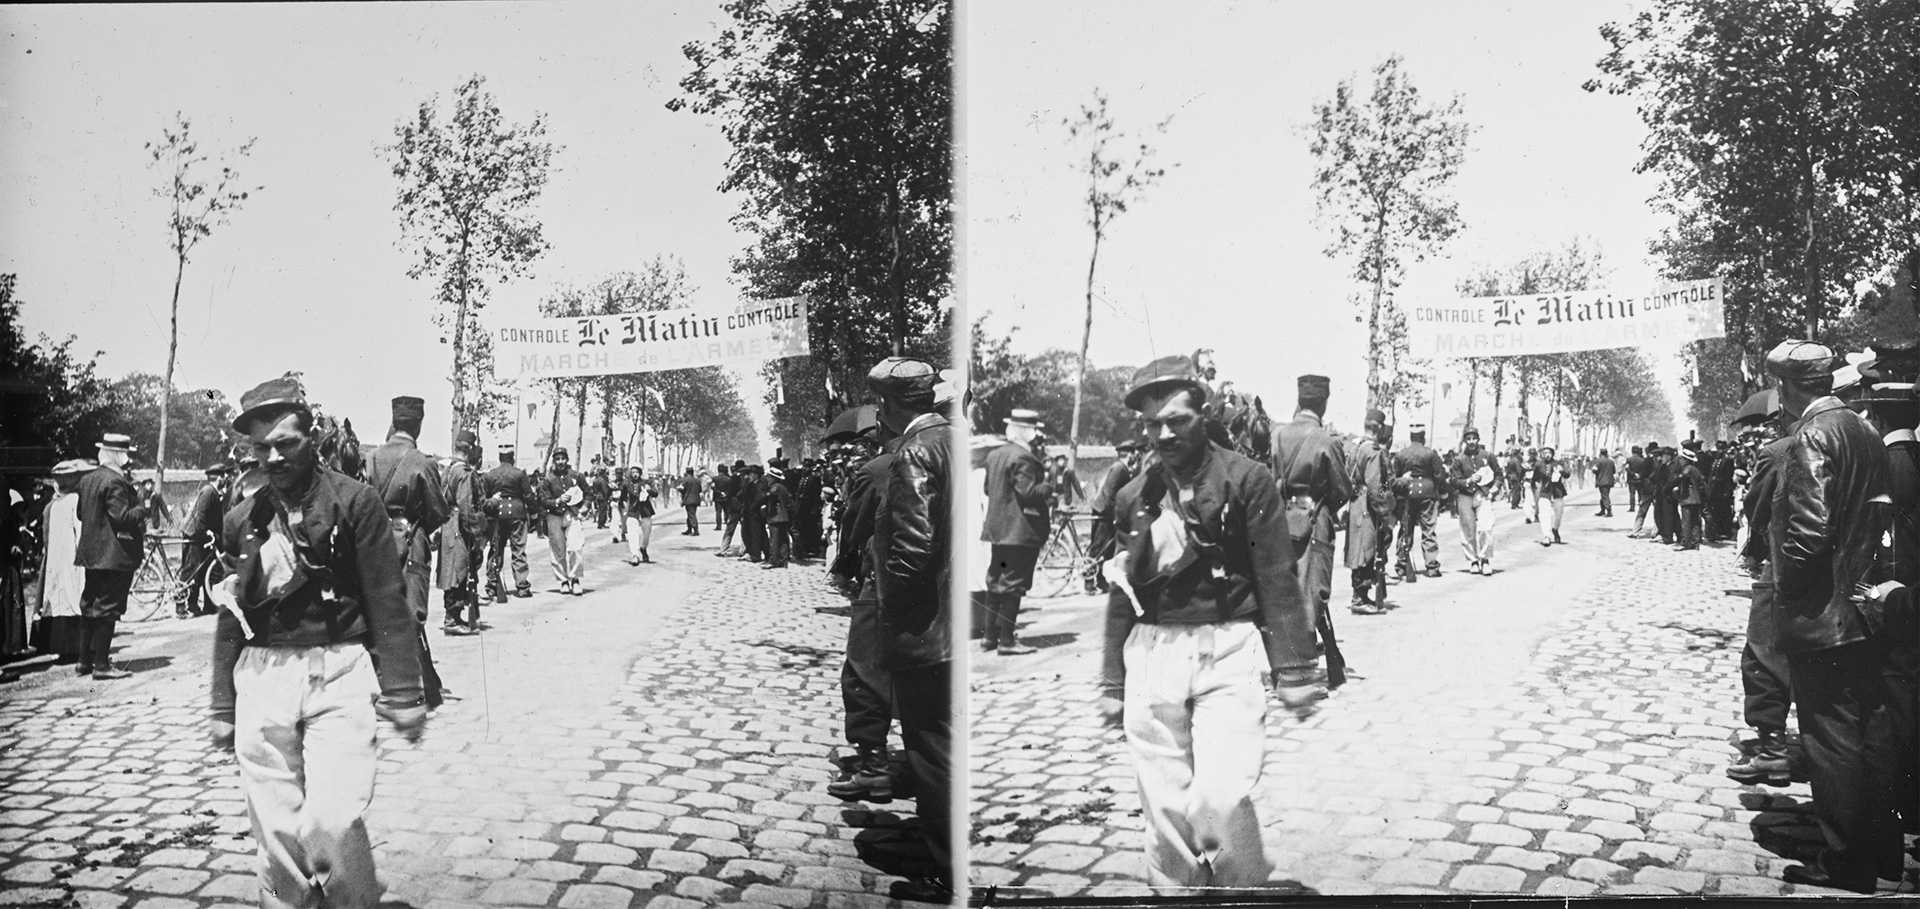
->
[1124, 355, 1208, 411]
[733, 459, 747, 470]
[233, 376, 310, 432]
[391, 396, 426, 423]
[867, 357, 938, 399]
[1766, 340, 1836, 382]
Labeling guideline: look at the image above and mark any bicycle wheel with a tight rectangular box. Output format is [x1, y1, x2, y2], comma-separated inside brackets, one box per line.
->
[1032, 524, 1082, 598]
[126, 547, 179, 622]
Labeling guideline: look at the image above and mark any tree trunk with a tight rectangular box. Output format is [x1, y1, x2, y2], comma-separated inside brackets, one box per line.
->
[1364, 211, 1389, 414]
[450, 230, 474, 444]
[545, 382, 565, 470]
[1067, 213, 1103, 475]
[157, 250, 186, 482]
[1802, 154, 1821, 337]
[1490, 359, 1505, 447]
[574, 382, 588, 466]
[1462, 360, 1479, 435]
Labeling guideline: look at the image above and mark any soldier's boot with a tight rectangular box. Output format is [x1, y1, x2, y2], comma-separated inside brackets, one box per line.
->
[1396, 561, 1418, 584]
[641, 547, 651, 564]
[1726, 730, 1792, 786]
[827, 744, 894, 802]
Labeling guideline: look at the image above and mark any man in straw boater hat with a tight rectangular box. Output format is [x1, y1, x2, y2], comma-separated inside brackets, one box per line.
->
[1099, 353, 1322, 891]
[209, 375, 427, 907]
[1756, 340, 1903, 892]
[72, 433, 148, 678]
[866, 356, 955, 903]
[980, 407, 1052, 655]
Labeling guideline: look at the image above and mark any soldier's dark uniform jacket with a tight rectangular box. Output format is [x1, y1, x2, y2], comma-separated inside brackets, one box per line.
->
[1391, 441, 1445, 496]
[210, 464, 425, 721]
[1100, 442, 1317, 699]
[482, 460, 535, 518]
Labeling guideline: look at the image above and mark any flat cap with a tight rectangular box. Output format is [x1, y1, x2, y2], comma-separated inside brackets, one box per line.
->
[1298, 375, 1331, 400]
[233, 376, 310, 432]
[204, 459, 237, 475]
[866, 357, 938, 398]
[1114, 440, 1146, 452]
[1125, 355, 1208, 411]
[391, 396, 426, 423]
[1765, 340, 1836, 382]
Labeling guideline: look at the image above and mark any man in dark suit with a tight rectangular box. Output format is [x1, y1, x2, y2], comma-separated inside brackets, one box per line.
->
[1085, 440, 1144, 595]
[1592, 449, 1617, 517]
[74, 432, 149, 678]
[980, 408, 1052, 655]
[178, 459, 235, 618]
[761, 462, 794, 568]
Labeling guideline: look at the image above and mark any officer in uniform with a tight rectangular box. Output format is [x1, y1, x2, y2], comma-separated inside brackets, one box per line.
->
[1270, 375, 1352, 688]
[436, 430, 486, 634]
[362, 397, 450, 624]
[1345, 410, 1395, 614]
[1085, 440, 1144, 595]
[1392, 424, 1445, 582]
[483, 444, 535, 601]
[981, 408, 1052, 655]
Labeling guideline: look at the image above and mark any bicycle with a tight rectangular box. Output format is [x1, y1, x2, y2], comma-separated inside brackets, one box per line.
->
[1033, 509, 1095, 598]
[127, 535, 189, 622]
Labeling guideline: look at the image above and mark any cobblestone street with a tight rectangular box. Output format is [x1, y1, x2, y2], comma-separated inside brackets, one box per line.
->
[0, 527, 930, 909]
[969, 489, 1918, 899]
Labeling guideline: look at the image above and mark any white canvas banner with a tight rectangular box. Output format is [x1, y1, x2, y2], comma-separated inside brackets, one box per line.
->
[494, 297, 810, 379]
[1407, 278, 1725, 359]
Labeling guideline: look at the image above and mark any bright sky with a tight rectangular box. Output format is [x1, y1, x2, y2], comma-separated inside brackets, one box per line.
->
[966, 0, 1685, 440]
[2, 1, 772, 456]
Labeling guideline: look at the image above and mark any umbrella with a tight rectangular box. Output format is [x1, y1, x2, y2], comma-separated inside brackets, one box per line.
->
[1729, 388, 1780, 427]
[821, 405, 878, 443]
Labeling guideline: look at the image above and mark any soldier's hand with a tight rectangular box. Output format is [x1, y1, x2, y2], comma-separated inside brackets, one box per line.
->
[1096, 695, 1124, 728]
[209, 719, 236, 752]
[376, 699, 429, 743]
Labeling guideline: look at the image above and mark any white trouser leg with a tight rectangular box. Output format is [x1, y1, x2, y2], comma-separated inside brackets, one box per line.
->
[1456, 493, 1481, 563]
[626, 516, 643, 559]
[1124, 622, 1272, 892]
[1474, 495, 1497, 565]
[235, 644, 380, 909]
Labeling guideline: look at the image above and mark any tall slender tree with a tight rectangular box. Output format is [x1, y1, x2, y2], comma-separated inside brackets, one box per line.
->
[1062, 90, 1170, 469]
[146, 114, 259, 480]
[1308, 56, 1472, 414]
[384, 75, 556, 441]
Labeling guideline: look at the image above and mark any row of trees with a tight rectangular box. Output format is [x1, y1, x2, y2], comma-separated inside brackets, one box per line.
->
[969, 319, 1136, 446]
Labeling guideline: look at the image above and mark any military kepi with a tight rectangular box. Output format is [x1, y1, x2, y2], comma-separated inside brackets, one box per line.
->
[1765, 340, 1836, 381]
[1124, 354, 1206, 411]
[391, 396, 426, 423]
[866, 357, 938, 398]
[233, 376, 309, 432]
[1297, 374, 1330, 403]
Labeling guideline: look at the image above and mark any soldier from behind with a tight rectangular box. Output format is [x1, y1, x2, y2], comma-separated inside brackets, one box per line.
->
[1592, 448, 1618, 517]
[1391, 424, 1445, 582]
[1270, 374, 1352, 687]
[1345, 410, 1395, 615]
[209, 376, 426, 908]
[483, 444, 535, 602]
[679, 467, 703, 537]
[362, 396, 450, 624]
[436, 430, 486, 634]
[74, 432, 148, 679]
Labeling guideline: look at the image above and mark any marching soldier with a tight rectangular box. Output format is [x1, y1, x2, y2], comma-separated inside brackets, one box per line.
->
[363, 395, 451, 705]
[436, 430, 486, 634]
[483, 444, 535, 602]
[1392, 424, 1445, 582]
[1270, 375, 1352, 688]
[1345, 410, 1395, 615]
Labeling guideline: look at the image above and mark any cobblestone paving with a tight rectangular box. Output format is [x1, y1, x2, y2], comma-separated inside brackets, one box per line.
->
[0, 545, 926, 908]
[970, 506, 1916, 899]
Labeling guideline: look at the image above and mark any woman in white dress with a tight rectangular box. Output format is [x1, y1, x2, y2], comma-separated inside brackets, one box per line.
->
[35, 460, 91, 662]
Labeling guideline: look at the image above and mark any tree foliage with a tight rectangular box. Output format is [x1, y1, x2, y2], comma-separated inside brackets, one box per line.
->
[671, 0, 954, 426]
[1589, 0, 1920, 350]
[145, 113, 259, 483]
[1061, 89, 1170, 463]
[1309, 55, 1473, 414]
[969, 319, 1136, 446]
[106, 372, 239, 470]
[384, 75, 557, 439]
[0, 275, 126, 459]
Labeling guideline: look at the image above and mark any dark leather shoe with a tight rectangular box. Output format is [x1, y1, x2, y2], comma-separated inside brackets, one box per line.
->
[889, 878, 954, 903]
[1423, 567, 1443, 578]
[514, 589, 533, 599]
[1784, 863, 1874, 894]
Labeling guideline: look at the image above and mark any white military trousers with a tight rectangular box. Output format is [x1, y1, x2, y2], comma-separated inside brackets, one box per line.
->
[1123, 621, 1273, 891]
[234, 643, 381, 909]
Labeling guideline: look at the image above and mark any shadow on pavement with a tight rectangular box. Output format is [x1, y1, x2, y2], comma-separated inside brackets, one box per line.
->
[1021, 633, 1079, 650]
[117, 655, 175, 674]
[1743, 789, 1823, 864]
